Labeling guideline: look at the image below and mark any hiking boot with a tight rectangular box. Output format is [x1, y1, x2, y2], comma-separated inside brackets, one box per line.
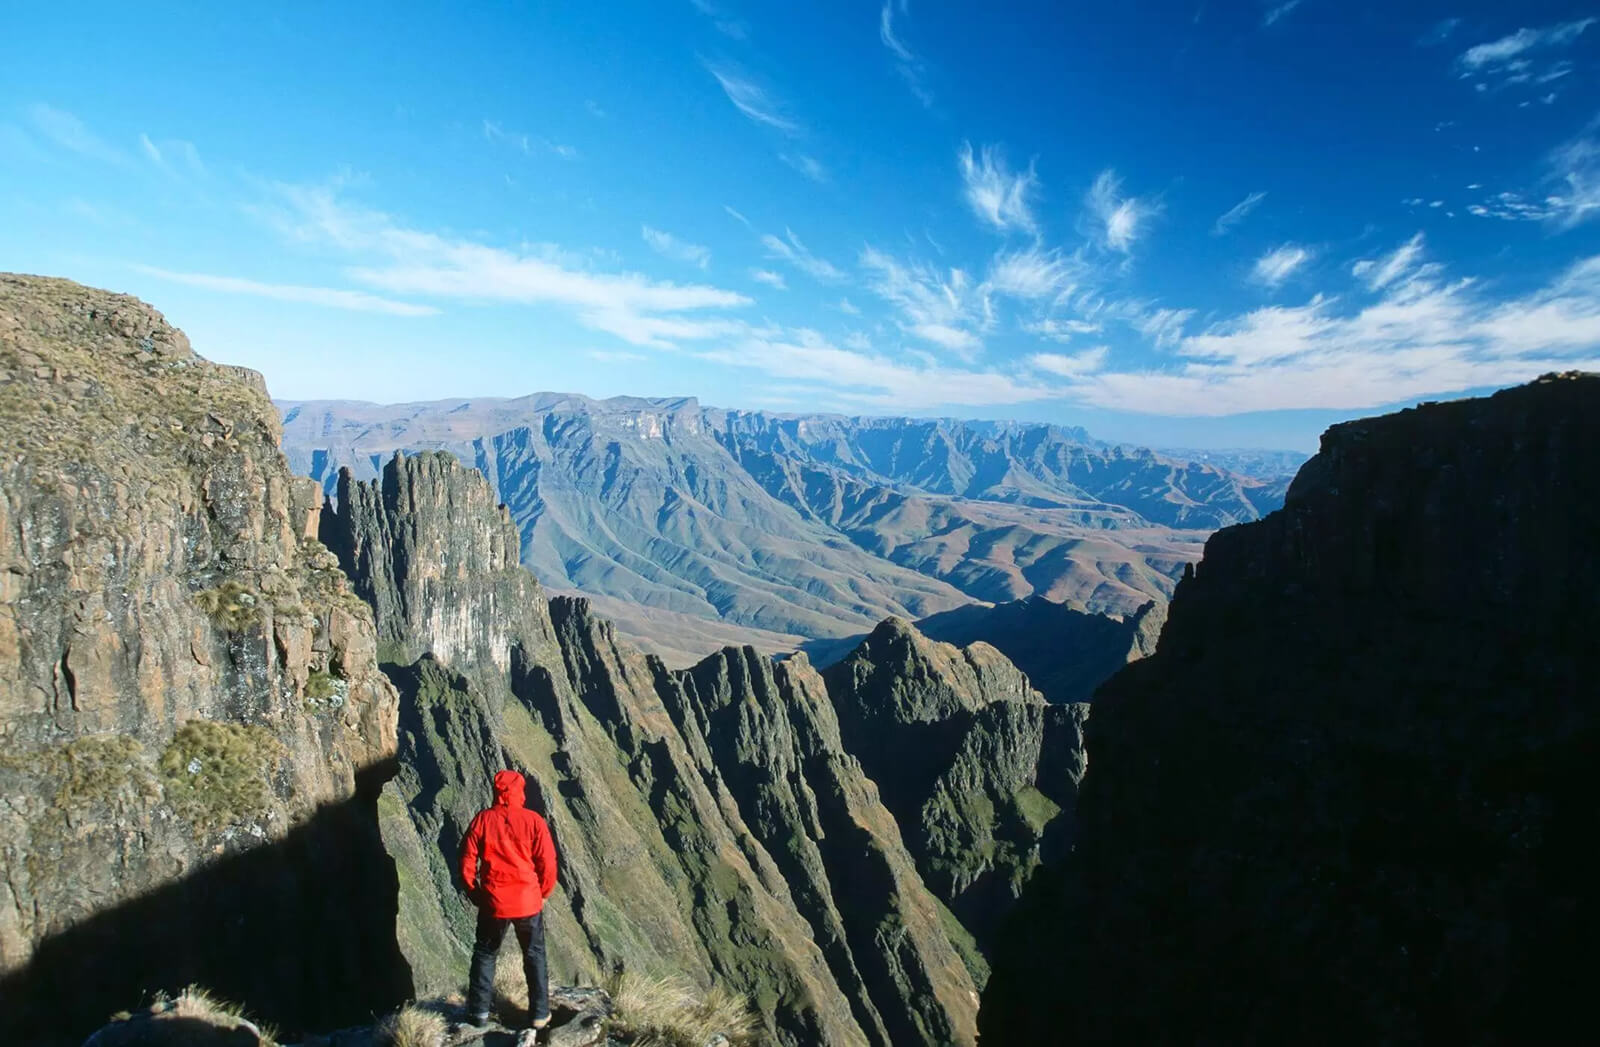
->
[452, 1010, 491, 1033]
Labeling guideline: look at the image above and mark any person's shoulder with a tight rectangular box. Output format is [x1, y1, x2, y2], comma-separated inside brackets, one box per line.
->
[519, 807, 551, 830]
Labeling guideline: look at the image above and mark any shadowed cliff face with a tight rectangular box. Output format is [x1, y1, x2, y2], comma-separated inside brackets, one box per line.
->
[981, 374, 1600, 1044]
[324, 451, 983, 1046]
[823, 620, 1089, 948]
[0, 275, 404, 1043]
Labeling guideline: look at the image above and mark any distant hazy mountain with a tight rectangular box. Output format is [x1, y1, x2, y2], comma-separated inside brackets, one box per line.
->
[279, 394, 1294, 661]
[1153, 445, 1310, 481]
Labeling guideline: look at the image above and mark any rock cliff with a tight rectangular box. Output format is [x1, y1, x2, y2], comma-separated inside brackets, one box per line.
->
[981, 373, 1600, 1043]
[823, 620, 1088, 947]
[0, 275, 404, 1044]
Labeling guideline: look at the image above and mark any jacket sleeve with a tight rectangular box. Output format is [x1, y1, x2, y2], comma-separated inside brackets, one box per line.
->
[460, 812, 484, 890]
[532, 815, 558, 900]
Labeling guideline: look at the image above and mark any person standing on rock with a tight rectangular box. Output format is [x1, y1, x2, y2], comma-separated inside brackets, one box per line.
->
[459, 769, 559, 1031]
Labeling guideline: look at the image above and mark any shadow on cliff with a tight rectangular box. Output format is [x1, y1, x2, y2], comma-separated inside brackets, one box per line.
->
[0, 761, 414, 1047]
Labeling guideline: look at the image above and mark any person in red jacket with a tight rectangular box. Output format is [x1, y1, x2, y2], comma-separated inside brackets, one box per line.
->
[459, 769, 559, 1030]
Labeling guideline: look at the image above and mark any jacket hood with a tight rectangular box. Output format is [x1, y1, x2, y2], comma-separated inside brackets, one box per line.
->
[493, 769, 525, 808]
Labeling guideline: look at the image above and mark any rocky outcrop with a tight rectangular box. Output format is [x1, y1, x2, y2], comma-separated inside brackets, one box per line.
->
[666, 646, 979, 1044]
[823, 619, 1088, 947]
[0, 275, 404, 1044]
[981, 374, 1600, 1043]
[324, 452, 981, 1045]
[806, 594, 1167, 703]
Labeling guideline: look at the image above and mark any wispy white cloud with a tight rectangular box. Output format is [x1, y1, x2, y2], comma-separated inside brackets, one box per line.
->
[1023, 317, 1101, 343]
[985, 245, 1082, 300]
[641, 225, 711, 268]
[751, 268, 787, 290]
[723, 205, 752, 228]
[1071, 239, 1600, 415]
[1459, 18, 1595, 68]
[1136, 307, 1195, 348]
[1419, 17, 1461, 46]
[837, 297, 861, 315]
[483, 119, 577, 160]
[779, 152, 828, 183]
[1252, 243, 1313, 287]
[689, 0, 748, 40]
[1085, 169, 1161, 253]
[1351, 232, 1426, 289]
[958, 142, 1038, 235]
[139, 132, 205, 176]
[1457, 19, 1595, 91]
[27, 103, 127, 165]
[697, 327, 1057, 407]
[1029, 347, 1109, 377]
[1211, 190, 1266, 235]
[705, 63, 800, 134]
[860, 244, 988, 356]
[879, 0, 915, 63]
[761, 227, 844, 281]
[272, 183, 750, 348]
[134, 265, 439, 316]
[880, 1, 934, 106]
[1546, 119, 1600, 228]
[1262, 0, 1302, 27]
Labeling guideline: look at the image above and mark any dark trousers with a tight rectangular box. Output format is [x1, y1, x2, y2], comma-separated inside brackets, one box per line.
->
[466, 908, 549, 1022]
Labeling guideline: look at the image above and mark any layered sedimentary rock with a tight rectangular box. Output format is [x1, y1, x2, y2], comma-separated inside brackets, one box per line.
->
[823, 620, 1088, 946]
[0, 275, 404, 1044]
[981, 374, 1600, 1043]
[324, 451, 981, 1045]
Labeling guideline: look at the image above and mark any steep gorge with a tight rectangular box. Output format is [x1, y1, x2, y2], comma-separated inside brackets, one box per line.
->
[318, 448, 998, 1045]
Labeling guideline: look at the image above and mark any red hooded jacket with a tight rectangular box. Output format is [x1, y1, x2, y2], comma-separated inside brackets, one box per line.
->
[459, 770, 558, 919]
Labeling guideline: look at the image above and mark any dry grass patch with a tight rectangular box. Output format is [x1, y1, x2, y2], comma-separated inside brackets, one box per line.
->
[604, 970, 758, 1047]
[89, 986, 276, 1045]
[372, 1005, 448, 1047]
[158, 720, 285, 831]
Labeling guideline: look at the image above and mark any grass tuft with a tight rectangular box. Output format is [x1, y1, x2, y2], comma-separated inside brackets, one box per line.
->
[102, 985, 277, 1044]
[158, 720, 284, 831]
[604, 969, 759, 1047]
[193, 580, 262, 632]
[372, 1004, 448, 1047]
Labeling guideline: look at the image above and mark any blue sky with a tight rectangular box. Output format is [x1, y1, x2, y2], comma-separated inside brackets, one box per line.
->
[3, 0, 1598, 450]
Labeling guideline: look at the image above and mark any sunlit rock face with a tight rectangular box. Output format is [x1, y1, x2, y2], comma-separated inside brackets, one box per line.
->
[0, 275, 404, 1044]
[981, 374, 1600, 1044]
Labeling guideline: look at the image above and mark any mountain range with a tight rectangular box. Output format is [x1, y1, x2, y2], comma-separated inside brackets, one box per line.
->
[279, 396, 1297, 664]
